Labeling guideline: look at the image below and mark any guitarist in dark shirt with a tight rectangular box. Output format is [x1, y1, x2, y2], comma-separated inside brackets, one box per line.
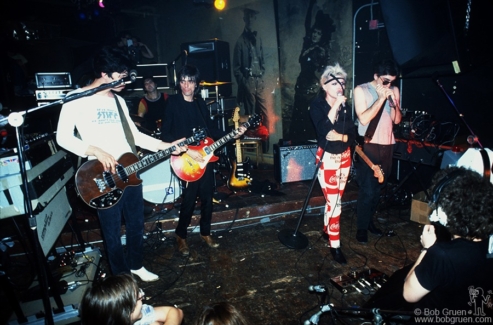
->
[161, 64, 246, 256]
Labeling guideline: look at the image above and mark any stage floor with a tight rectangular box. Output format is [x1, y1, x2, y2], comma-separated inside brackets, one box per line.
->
[1, 163, 427, 325]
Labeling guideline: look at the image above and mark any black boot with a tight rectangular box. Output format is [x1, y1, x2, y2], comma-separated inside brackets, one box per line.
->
[330, 247, 347, 265]
[356, 229, 368, 243]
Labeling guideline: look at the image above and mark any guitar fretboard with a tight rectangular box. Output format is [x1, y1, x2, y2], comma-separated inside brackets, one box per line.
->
[124, 137, 197, 176]
[206, 122, 251, 154]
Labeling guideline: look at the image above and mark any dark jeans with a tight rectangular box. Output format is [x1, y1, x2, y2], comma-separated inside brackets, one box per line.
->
[175, 164, 214, 239]
[356, 143, 393, 230]
[98, 185, 144, 275]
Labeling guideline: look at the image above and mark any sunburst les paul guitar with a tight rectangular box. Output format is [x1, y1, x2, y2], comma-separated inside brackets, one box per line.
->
[227, 107, 252, 191]
[171, 114, 261, 182]
[75, 128, 206, 209]
[354, 145, 384, 183]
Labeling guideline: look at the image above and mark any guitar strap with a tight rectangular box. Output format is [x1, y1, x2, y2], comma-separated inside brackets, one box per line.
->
[114, 94, 137, 155]
[363, 103, 384, 144]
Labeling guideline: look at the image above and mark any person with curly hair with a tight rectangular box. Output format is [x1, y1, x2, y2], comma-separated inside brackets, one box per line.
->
[79, 274, 183, 325]
[365, 167, 493, 315]
[195, 302, 249, 325]
[402, 167, 493, 309]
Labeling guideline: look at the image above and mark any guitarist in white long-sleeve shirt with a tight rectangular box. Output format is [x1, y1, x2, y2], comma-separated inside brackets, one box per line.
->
[56, 46, 187, 281]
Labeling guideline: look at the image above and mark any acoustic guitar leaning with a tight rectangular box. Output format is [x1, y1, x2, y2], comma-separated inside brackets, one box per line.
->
[75, 128, 206, 209]
[171, 114, 261, 182]
[227, 107, 252, 191]
[354, 145, 384, 183]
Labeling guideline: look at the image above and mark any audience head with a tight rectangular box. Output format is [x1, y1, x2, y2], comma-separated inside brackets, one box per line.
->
[428, 167, 493, 241]
[196, 302, 249, 325]
[79, 274, 141, 325]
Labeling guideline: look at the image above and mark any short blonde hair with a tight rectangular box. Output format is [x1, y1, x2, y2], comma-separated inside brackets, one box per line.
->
[321, 63, 347, 84]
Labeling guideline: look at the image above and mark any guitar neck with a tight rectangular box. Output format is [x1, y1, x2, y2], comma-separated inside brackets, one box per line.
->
[124, 137, 196, 175]
[209, 122, 250, 153]
[355, 146, 374, 168]
[234, 118, 242, 162]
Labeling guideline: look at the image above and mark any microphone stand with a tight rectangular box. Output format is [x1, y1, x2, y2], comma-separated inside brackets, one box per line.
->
[0, 78, 126, 324]
[435, 77, 482, 148]
[169, 50, 187, 88]
[278, 140, 328, 249]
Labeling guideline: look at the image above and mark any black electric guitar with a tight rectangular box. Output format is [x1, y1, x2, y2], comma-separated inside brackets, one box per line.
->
[227, 107, 252, 191]
[75, 128, 206, 209]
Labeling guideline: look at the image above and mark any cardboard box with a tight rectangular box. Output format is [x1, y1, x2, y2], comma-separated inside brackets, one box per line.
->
[410, 191, 431, 224]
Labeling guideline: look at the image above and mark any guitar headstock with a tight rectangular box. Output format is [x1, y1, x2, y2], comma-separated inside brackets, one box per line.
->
[245, 114, 262, 128]
[232, 107, 240, 124]
[372, 165, 384, 184]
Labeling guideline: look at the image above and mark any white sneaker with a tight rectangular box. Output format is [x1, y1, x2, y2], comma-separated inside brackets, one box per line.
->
[131, 267, 159, 282]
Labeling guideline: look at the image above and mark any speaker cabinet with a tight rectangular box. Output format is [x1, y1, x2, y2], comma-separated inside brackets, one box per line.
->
[274, 144, 318, 183]
[181, 40, 232, 97]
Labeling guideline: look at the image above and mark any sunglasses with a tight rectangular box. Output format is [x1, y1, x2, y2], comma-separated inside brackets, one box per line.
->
[379, 77, 395, 86]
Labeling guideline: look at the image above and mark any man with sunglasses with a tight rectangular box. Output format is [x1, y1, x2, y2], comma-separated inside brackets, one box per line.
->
[353, 59, 402, 243]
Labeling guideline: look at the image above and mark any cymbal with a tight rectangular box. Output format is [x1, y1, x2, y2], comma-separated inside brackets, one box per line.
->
[200, 81, 232, 86]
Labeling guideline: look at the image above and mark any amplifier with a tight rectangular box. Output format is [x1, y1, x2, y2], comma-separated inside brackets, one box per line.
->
[35, 72, 72, 89]
[393, 140, 444, 166]
[36, 89, 73, 101]
[274, 144, 318, 183]
[0, 150, 75, 218]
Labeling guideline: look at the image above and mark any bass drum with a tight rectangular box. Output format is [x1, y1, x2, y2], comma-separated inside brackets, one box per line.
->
[140, 159, 182, 204]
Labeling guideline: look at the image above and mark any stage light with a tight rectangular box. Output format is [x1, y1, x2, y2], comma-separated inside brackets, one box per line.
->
[214, 0, 226, 10]
[99, 0, 105, 8]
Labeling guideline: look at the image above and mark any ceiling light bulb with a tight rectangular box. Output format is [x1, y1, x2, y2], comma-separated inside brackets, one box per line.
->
[214, 0, 226, 10]
[99, 0, 105, 8]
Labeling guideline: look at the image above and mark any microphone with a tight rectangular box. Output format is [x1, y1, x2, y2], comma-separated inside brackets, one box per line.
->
[337, 92, 345, 108]
[129, 70, 137, 82]
[308, 285, 327, 293]
[387, 95, 395, 107]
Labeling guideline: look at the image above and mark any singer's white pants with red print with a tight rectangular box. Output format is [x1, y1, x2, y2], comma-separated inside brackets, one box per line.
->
[315, 147, 351, 249]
